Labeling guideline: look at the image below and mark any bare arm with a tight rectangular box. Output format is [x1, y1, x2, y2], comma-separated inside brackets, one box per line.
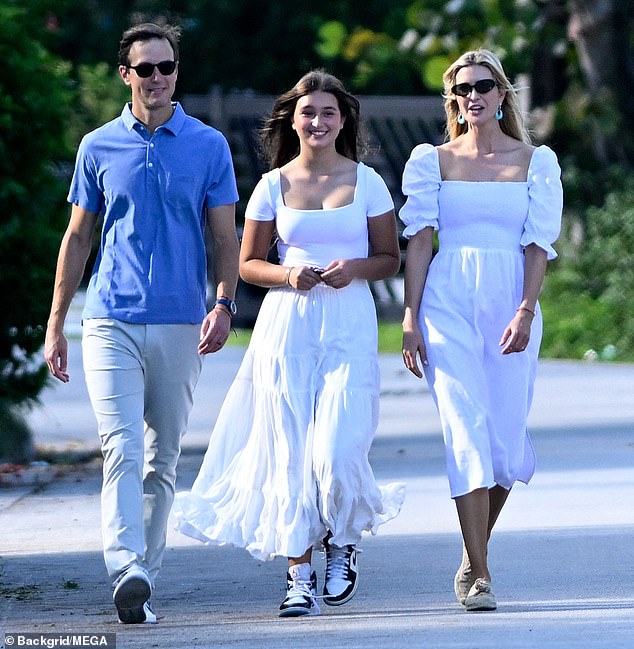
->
[499, 243, 548, 354]
[239, 219, 287, 286]
[402, 227, 434, 378]
[44, 204, 98, 382]
[237, 217, 320, 290]
[199, 203, 240, 355]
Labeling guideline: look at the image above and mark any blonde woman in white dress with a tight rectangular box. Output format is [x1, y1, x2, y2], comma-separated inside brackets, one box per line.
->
[175, 70, 404, 617]
[400, 49, 563, 611]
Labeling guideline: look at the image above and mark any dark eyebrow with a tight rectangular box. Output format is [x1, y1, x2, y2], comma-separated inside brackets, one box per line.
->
[300, 104, 338, 111]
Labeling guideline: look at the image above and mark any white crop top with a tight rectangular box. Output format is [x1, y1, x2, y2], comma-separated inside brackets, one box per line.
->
[245, 162, 394, 268]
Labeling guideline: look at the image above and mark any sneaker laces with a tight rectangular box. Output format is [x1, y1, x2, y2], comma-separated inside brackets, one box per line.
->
[325, 545, 362, 582]
[286, 577, 320, 613]
[287, 577, 313, 599]
[472, 578, 492, 594]
[325, 546, 350, 581]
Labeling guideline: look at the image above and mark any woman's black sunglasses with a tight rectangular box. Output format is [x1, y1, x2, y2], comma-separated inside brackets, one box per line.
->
[128, 60, 177, 78]
[451, 79, 496, 97]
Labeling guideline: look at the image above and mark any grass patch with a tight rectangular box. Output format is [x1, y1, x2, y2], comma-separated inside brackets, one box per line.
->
[0, 583, 40, 601]
[378, 321, 403, 353]
[226, 328, 252, 346]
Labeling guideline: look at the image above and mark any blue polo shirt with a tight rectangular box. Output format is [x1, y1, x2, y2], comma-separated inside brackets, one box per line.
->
[68, 102, 238, 324]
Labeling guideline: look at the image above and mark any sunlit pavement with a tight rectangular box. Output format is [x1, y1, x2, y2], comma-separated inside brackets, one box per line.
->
[1, 332, 633, 648]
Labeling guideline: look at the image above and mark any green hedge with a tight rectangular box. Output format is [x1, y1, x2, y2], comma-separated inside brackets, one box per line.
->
[541, 181, 634, 361]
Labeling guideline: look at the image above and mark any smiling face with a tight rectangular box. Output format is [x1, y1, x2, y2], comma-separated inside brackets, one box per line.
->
[292, 91, 345, 151]
[453, 64, 505, 126]
[119, 37, 178, 115]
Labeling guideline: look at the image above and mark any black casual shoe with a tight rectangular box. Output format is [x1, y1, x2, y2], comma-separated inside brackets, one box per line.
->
[323, 538, 359, 606]
[279, 566, 320, 617]
[113, 566, 155, 624]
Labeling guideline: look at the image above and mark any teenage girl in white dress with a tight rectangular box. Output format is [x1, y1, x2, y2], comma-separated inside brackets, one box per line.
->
[175, 70, 404, 617]
[400, 50, 563, 611]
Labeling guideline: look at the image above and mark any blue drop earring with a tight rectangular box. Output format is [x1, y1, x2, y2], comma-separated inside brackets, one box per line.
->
[457, 113, 466, 125]
[495, 105, 503, 120]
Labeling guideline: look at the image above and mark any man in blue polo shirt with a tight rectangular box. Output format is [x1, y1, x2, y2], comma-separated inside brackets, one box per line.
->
[44, 23, 240, 624]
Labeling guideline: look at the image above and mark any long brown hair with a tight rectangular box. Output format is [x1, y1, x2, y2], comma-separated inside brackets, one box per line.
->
[260, 70, 363, 169]
[442, 49, 530, 143]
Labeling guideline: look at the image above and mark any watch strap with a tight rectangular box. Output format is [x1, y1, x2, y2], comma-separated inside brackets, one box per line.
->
[214, 297, 237, 316]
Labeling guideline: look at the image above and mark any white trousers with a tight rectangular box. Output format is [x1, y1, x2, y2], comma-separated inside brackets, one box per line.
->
[82, 319, 202, 587]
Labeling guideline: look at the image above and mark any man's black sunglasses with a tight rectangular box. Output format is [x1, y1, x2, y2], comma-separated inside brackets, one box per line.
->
[451, 79, 496, 97]
[128, 60, 177, 78]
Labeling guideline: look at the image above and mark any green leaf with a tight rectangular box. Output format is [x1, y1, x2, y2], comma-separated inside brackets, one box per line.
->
[316, 21, 347, 59]
[422, 55, 451, 90]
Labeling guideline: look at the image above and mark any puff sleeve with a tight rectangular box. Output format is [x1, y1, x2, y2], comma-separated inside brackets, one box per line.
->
[399, 143, 441, 238]
[521, 145, 563, 260]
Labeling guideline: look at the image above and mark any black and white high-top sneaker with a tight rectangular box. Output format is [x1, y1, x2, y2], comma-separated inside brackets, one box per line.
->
[323, 537, 359, 606]
[279, 563, 320, 617]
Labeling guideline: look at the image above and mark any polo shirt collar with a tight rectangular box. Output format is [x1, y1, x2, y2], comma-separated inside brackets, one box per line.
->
[121, 102, 186, 136]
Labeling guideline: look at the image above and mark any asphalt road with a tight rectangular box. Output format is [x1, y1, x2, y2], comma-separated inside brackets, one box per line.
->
[1, 337, 633, 648]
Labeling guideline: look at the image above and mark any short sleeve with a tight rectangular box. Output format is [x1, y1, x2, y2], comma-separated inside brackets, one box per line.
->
[521, 145, 563, 260]
[244, 171, 278, 222]
[399, 143, 441, 238]
[204, 133, 239, 208]
[67, 134, 103, 213]
[363, 164, 394, 217]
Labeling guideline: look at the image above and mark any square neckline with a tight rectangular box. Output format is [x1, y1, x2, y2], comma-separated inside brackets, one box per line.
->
[277, 162, 362, 212]
[434, 145, 541, 185]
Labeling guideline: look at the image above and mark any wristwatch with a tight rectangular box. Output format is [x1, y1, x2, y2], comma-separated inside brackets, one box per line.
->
[214, 297, 237, 316]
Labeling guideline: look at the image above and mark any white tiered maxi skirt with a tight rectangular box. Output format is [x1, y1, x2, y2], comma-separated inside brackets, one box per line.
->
[174, 280, 405, 561]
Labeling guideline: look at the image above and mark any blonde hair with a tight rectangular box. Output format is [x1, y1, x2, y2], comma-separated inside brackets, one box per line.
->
[442, 49, 530, 143]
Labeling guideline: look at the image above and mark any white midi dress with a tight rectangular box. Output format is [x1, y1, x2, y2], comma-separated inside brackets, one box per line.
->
[400, 144, 563, 498]
[174, 162, 405, 561]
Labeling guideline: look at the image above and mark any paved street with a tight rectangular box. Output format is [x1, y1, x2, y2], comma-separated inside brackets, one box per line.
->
[1, 335, 633, 648]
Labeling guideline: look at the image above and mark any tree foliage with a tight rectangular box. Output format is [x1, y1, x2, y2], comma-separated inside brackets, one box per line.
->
[316, 1, 555, 92]
[67, 62, 129, 148]
[541, 180, 634, 360]
[0, 3, 73, 411]
[35, 0, 415, 94]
